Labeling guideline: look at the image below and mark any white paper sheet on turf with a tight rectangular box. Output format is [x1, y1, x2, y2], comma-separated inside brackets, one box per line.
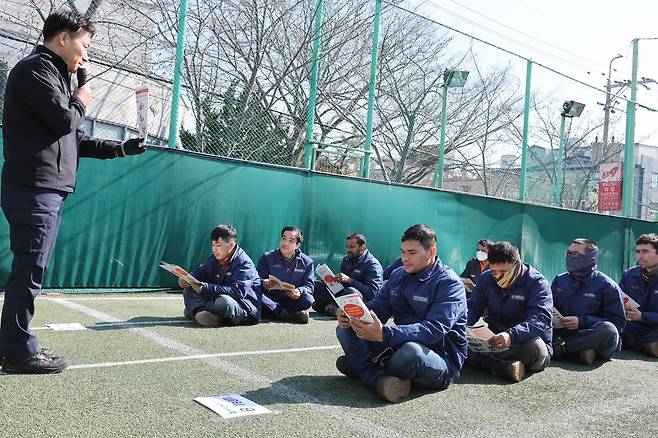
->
[194, 393, 271, 419]
[46, 323, 87, 331]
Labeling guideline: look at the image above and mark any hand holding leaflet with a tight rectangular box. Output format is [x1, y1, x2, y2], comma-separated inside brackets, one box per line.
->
[159, 261, 201, 286]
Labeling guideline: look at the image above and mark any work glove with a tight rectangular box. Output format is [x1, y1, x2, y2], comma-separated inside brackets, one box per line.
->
[116, 138, 147, 157]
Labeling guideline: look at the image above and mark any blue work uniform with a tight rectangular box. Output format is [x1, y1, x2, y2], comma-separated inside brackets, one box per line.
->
[183, 247, 262, 325]
[468, 263, 553, 371]
[257, 249, 314, 316]
[336, 257, 467, 391]
[314, 249, 383, 310]
[619, 267, 658, 346]
[551, 270, 625, 359]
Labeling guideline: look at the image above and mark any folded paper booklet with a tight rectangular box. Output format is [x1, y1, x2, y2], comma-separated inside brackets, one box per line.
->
[622, 293, 640, 310]
[552, 307, 565, 329]
[315, 264, 345, 295]
[466, 324, 509, 353]
[333, 292, 374, 323]
[159, 261, 201, 286]
[268, 274, 294, 291]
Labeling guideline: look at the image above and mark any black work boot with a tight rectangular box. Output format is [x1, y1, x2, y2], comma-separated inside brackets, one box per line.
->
[2, 349, 70, 374]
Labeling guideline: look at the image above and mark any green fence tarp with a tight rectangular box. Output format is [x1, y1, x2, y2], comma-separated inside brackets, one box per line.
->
[0, 145, 655, 289]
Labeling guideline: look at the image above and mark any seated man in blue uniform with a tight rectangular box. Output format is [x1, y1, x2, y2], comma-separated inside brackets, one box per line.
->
[180, 224, 262, 327]
[460, 239, 494, 296]
[335, 224, 467, 403]
[551, 238, 625, 365]
[467, 241, 552, 382]
[257, 226, 314, 324]
[619, 233, 658, 357]
[313, 233, 383, 317]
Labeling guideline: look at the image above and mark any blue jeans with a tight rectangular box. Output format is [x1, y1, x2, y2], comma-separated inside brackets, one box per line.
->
[1, 185, 67, 361]
[558, 321, 619, 360]
[183, 288, 249, 325]
[336, 326, 451, 390]
[261, 288, 313, 317]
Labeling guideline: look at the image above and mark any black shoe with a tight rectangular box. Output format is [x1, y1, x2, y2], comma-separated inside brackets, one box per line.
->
[311, 302, 324, 313]
[335, 355, 358, 379]
[324, 303, 340, 318]
[279, 308, 310, 324]
[2, 349, 70, 374]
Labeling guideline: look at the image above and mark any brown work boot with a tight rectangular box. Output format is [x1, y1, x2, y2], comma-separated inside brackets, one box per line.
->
[645, 341, 658, 358]
[578, 349, 596, 365]
[492, 360, 525, 382]
[194, 310, 222, 327]
[375, 374, 411, 403]
[335, 355, 358, 379]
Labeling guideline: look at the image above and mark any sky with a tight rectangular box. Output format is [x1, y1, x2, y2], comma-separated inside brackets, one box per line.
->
[404, 0, 658, 147]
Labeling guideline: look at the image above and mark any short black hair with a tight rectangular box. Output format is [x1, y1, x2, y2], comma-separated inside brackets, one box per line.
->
[281, 226, 303, 244]
[637, 233, 658, 252]
[571, 238, 598, 252]
[43, 10, 96, 42]
[346, 233, 366, 246]
[401, 224, 436, 250]
[477, 239, 494, 250]
[210, 224, 237, 243]
[488, 241, 520, 264]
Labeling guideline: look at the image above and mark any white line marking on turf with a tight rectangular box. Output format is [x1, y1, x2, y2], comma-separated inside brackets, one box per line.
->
[51, 299, 407, 438]
[1, 296, 181, 302]
[69, 345, 341, 369]
[31, 319, 195, 331]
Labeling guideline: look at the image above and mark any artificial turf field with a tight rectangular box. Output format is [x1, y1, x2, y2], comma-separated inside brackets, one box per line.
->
[0, 292, 656, 438]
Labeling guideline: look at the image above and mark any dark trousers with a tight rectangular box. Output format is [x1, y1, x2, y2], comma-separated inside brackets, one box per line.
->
[313, 281, 363, 311]
[1, 185, 66, 361]
[261, 289, 313, 317]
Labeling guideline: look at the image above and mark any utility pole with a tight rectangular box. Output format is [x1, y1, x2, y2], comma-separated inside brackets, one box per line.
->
[602, 54, 623, 148]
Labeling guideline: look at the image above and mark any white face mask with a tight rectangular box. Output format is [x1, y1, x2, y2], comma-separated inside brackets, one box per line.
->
[476, 250, 488, 261]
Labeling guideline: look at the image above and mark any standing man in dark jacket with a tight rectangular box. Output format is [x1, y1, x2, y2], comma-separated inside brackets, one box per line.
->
[1, 11, 146, 374]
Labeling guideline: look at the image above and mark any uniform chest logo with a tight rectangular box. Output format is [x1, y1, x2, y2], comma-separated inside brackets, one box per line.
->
[294, 268, 305, 273]
[583, 293, 596, 298]
[353, 269, 361, 274]
[390, 290, 399, 297]
[412, 295, 428, 303]
[510, 295, 525, 301]
[273, 264, 283, 269]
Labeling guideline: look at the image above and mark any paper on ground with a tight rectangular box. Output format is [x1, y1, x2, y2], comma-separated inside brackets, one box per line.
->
[268, 274, 294, 291]
[466, 324, 509, 353]
[552, 308, 565, 329]
[159, 261, 201, 285]
[46, 323, 87, 331]
[194, 393, 271, 419]
[315, 264, 344, 295]
[135, 88, 149, 139]
[334, 293, 373, 323]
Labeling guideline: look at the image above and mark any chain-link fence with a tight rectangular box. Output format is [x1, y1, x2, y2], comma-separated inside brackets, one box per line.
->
[1, 0, 656, 220]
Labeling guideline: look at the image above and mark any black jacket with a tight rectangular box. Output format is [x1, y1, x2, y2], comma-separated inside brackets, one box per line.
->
[2, 45, 120, 193]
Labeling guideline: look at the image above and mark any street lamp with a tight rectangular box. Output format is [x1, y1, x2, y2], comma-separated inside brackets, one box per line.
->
[432, 70, 469, 189]
[554, 100, 585, 206]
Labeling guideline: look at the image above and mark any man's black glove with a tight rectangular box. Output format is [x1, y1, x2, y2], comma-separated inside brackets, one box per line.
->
[116, 138, 146, 157]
